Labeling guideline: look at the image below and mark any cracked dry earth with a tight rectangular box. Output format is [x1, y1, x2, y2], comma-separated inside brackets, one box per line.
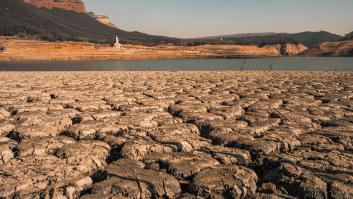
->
[0, 72, 353, 199]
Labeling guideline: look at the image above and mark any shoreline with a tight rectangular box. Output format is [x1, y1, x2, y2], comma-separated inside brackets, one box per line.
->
[0, 37, 306, 62]
[0, 55, 348, 64]
[1, 57, 352, 72]
[0, 56, 283, 64]
[2, 37, 352, 62]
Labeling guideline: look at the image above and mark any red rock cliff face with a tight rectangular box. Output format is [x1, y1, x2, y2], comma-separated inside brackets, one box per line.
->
[22, 0, 86, 13]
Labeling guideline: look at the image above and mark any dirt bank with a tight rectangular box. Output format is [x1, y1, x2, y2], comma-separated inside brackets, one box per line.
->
[0, 37, 307, 61]
[301, 40, 353, 57]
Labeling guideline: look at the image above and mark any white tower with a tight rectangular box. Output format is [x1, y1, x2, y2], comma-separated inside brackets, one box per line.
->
[114, 35, 121, 48]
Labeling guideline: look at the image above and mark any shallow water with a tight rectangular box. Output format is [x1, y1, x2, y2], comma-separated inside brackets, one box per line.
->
[0, 57, 353, 71]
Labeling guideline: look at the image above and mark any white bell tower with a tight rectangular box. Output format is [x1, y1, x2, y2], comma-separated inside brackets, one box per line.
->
[114, 35, 122, 48]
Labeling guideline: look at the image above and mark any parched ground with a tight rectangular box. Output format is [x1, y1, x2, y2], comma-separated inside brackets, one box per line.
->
[0, 72, 353, 199]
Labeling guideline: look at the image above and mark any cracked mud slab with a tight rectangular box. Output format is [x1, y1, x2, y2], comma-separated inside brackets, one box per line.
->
[0, 72, 352, 199]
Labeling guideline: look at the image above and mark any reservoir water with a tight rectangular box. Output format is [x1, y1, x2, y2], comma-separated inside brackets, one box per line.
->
[1, 57, 353, 71]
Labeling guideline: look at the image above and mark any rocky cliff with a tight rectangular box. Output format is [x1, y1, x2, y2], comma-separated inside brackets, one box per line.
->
[300, 40, 353, 57]
[259, 44, 308, 56]
[88, 13, 116, 27]
[281, 44, 308, 56]
[22, 0, 85, 13]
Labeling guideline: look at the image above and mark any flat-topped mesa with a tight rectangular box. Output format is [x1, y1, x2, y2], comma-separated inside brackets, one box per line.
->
[22, 0, 86, 13]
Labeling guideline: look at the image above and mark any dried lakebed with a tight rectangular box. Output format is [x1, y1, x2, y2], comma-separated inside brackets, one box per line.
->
[0, 72, 352, 199]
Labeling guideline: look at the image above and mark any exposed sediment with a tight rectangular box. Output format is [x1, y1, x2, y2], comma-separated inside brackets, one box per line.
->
[0, 37, 308, 61]
[0, 72, 353, 198]
[300, 40, 353, 57]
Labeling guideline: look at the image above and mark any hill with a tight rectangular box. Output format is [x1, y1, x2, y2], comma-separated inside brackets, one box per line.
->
[343, 31, 353, 40]
[0, 0, 179, 45]
[198, 32, 276, 39]
[184, 31, 343, 48]
[0, 0, 344, 47]
[288, 31, 342, 48]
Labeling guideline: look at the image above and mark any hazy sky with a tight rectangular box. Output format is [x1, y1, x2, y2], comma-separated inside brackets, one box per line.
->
[84, 0, 353, 38]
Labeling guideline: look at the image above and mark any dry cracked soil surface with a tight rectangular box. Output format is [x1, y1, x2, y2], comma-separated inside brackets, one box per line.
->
[0, 72, 353, 199]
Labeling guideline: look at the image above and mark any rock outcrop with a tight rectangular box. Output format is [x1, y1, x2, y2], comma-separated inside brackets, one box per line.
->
[281, 43, 308, 56]
[300, 40, 353, 57]
[22, 0, 86, 13]
[91, 15, 115, 27]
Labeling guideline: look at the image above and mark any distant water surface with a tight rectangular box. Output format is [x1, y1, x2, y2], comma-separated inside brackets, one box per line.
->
[0, 57, 353, 71]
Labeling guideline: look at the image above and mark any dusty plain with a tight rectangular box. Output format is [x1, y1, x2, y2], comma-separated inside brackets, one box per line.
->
[0, 72, 353, 198]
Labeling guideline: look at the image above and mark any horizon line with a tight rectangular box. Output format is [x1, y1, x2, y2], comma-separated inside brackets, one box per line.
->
[127, 30, 346, 39]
